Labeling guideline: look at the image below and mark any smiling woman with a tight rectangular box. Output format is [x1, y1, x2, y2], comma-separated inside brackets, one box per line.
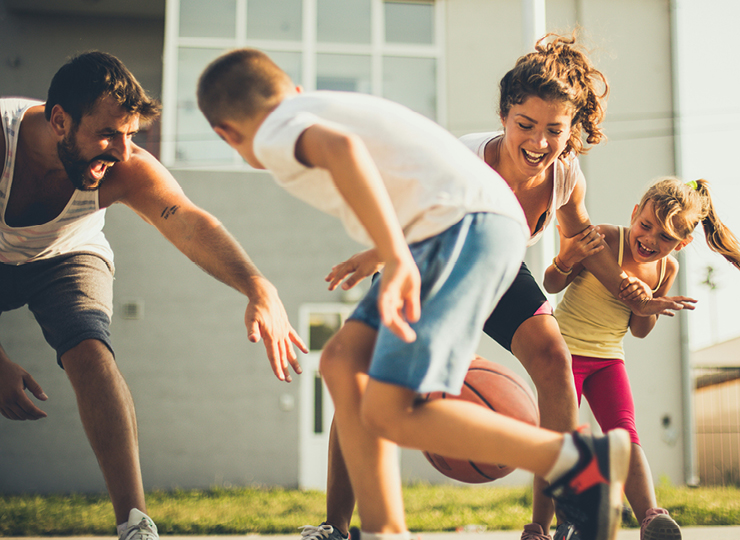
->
[454, 33, 617, 540]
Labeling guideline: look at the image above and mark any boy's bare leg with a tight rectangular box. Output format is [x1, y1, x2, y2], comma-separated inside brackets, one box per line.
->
[321, 321, 407, 533]
[361, 379, 563, 479]
[326, 418, 356, 536]
[323, 321, 568, 535]
[61, 339, 145, 526]
[511, 316, 579, 533]
[623, 443, 657, 523]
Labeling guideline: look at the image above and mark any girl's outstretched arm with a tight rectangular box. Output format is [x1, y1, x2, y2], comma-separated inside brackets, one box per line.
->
[629, 255, 681, 338]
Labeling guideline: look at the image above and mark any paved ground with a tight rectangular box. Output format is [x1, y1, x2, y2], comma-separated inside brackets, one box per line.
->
[10, 528, 740, 540]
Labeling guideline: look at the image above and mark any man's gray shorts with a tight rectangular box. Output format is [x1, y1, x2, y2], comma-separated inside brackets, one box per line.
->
[0, 252, 114, 367]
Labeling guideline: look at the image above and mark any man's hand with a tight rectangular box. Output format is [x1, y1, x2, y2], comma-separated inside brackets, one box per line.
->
[325, 248, 384, 291]
[378, 256, 421, 343]
[245, 277, 308, 382]
[0, 358, 48, 420]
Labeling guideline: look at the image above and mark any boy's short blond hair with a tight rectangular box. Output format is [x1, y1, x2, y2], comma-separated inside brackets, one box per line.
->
[197, 48, 294, 127]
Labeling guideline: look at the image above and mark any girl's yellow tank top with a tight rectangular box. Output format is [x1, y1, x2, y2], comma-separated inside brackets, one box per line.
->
[554, 226, 666, 360]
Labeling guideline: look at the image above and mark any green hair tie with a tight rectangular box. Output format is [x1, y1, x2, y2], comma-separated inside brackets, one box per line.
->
[686, 180, 698, 190]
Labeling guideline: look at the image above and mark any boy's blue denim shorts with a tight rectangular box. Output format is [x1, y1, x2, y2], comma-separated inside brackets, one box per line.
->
[348, 212, 526, 395]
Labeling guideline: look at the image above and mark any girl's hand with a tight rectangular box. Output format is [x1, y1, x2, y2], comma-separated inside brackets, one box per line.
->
[556, 225, 605, 269]
[619, 275, 652, 303]
[636, 296, 697, 317]
[325, 248, 384, 291]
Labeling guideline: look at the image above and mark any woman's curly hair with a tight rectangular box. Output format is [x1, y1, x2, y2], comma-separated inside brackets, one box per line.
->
[499, 32, 608, 158]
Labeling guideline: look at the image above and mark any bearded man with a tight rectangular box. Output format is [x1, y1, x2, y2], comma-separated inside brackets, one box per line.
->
[0, 51, 306, 540]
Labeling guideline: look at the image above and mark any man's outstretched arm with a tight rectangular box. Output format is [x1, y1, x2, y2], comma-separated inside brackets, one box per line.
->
[114, 150, 307, 381]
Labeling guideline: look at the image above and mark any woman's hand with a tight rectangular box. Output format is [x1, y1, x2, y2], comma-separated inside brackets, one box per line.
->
[325, 248, 384, 291]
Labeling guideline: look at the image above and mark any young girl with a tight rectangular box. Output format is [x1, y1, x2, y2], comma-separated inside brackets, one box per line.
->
[544, 177, 740, 540]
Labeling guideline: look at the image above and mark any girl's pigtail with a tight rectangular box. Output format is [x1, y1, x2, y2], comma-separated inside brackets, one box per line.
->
[695, 179, 740, 269]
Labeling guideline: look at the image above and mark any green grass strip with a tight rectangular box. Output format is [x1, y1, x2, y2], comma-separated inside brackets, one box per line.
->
[1, 483, 739, 536]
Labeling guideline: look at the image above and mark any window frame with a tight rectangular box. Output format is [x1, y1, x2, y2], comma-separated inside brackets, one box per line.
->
[161, 0, 446, 169]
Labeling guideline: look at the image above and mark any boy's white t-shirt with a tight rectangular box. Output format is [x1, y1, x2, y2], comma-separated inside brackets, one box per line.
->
[459, 131, 584, 247]
[253, 91, 528, 247]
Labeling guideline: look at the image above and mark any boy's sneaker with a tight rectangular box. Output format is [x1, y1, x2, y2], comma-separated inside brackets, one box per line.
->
[544, 428, 630, 540]
[553, 523, 580, 540]
[300, 523, 349, 540]
[119, 509, 158, 540]
[641, 508, 681, 540]
[520, 522, 551, 540]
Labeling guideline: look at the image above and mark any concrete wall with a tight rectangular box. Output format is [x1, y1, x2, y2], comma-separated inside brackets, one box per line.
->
[0, 0, 687, 493]
[402, 0, 685, 487]
[0, 2, 164, 102]
[0, 166, 365, 492]
[0, 2, 362, 492]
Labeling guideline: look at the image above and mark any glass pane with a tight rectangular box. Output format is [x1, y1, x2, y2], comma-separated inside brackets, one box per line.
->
[317, 0, 371, 44]
[383, 56, 436, 120]
[247, 0, 302, 41]
[385, 1, 434, 44]
[309, 312, 342, 351]
[176, 48, 234, 164]
[179, 0, 236, 39]
[317, 54, 371, 93]
[267, 50, 303, 87]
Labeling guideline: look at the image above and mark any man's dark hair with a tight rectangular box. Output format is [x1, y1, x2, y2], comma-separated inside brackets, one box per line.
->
[45, 51, 161, 125]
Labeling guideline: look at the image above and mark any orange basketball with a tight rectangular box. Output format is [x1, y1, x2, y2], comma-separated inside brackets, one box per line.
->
[421, 356, 539, 483]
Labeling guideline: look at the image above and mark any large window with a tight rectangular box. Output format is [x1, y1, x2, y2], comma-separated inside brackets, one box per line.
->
[162, 0, 445, 168]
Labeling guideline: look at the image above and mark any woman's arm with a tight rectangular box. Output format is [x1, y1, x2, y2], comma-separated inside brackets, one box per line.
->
[543, 224, 604, 294]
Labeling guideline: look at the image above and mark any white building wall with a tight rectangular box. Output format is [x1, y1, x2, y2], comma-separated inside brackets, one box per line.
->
[402, 0, 685, 487]
[0, 0, 688, 492]
[673, 0, 740, 351]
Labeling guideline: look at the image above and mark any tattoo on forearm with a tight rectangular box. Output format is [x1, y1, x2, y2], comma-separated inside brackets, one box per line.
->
[161, 205, 180, 219]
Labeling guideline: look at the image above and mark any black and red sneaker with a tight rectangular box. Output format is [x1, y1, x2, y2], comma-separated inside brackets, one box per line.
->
[544, 428, 630, 540]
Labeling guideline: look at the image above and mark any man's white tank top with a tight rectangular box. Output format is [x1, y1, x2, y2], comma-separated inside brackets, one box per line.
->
[0, 98, 113, 265]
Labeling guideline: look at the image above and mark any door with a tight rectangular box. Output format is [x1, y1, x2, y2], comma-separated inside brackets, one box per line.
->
[298, 304, 355, 490]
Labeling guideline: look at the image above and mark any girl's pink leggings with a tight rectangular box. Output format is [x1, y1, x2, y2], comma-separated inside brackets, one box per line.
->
[572, 354, 640, 445]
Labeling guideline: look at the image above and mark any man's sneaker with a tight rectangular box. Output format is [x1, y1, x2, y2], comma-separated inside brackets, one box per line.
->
[119, 509, 158, 540]
[544, 428, 630, 540]
[641, 508, 681, 540]
[300, 523, 349, 540]
[520, 522, 551, 540]
[553, 523, 580, 540]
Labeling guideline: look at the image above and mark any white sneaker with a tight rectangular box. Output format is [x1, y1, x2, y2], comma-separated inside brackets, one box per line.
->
[299, 523, 348, 540]
[119, 509, 159, 540]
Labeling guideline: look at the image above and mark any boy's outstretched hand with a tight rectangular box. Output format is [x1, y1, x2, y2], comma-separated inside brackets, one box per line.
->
[378, 256, 421, 342]
[245, 277, 308, 382]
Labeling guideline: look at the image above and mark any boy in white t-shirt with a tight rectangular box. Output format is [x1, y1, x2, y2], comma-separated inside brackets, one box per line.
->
[196, 48, 631, 540]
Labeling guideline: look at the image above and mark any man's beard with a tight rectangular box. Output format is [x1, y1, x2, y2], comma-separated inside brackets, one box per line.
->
[57, 130, 116, 191]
